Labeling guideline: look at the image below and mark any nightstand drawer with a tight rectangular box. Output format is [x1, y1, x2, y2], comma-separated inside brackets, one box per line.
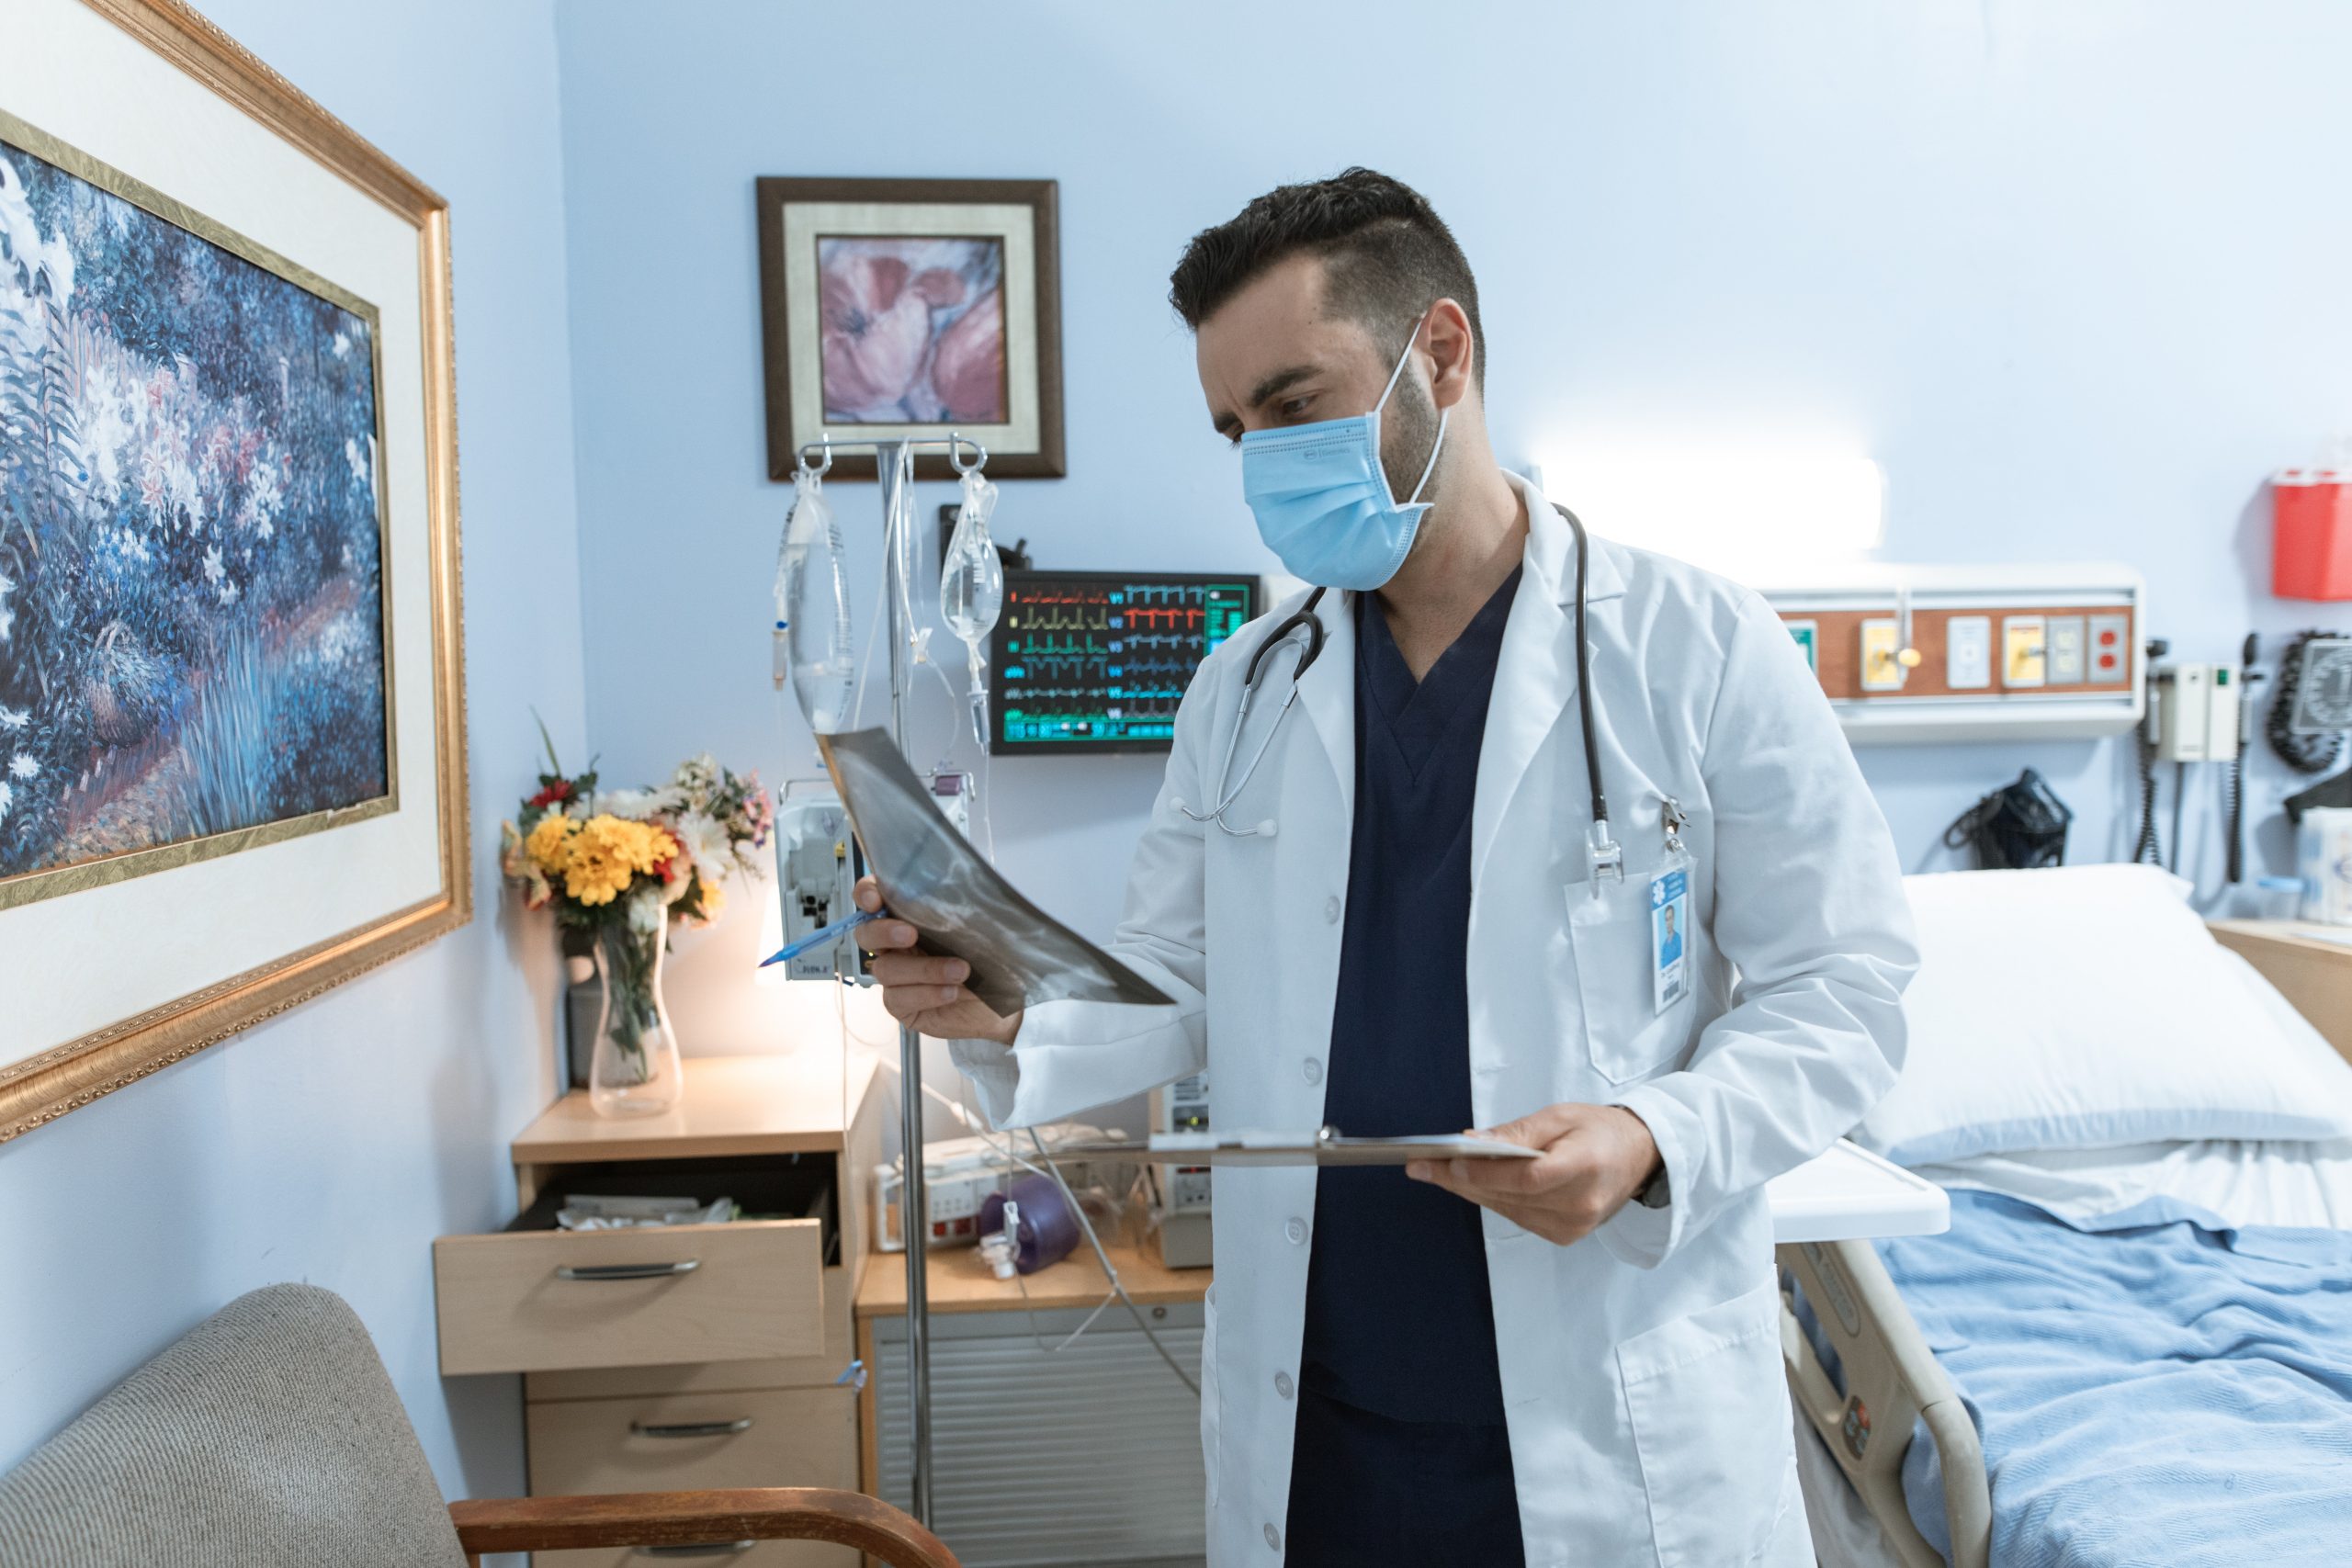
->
[528, 1387, 857, 1568]
[434, 1219, 824, 1376]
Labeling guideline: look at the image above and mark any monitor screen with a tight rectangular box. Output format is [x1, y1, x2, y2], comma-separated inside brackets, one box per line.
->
[989, 571, 1261, 754]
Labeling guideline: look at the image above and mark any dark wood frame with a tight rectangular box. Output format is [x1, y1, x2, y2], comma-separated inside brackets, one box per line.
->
[451, 1487, 957, 1568]
[755, 175, 1065, 482]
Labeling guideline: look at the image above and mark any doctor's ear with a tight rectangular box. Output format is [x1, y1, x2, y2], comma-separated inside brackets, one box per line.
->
[1421, 297, 1477, 412]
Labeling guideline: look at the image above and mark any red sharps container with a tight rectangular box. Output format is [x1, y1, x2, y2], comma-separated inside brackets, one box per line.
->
[2274, 468, 2352, 600]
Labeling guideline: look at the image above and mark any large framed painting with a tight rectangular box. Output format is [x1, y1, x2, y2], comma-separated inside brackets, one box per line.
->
[756, 175, 1065, 482]
[0, 0, 466, 1142]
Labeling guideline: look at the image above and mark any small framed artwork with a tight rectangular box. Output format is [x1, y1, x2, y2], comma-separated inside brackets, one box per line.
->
[756, 175, 1065, 482]
[0, 0, 468, 1142]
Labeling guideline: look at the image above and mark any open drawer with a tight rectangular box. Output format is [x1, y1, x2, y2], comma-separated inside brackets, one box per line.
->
[435, 1159, 834, 1377]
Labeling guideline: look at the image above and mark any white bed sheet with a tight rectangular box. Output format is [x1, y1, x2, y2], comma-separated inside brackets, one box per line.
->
[1794, 1135, 2352, 1568]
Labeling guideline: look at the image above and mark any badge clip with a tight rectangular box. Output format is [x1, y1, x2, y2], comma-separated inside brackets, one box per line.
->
[1660, 795, 1688, 856]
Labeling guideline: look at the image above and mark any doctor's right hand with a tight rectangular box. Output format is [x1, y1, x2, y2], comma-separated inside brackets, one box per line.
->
[852, 875, 1024, 1045]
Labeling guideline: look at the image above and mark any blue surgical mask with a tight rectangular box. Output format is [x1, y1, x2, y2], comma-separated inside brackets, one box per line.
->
[1239, 321, 1449, 592]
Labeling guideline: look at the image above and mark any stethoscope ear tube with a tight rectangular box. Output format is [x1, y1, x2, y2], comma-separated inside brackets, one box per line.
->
[1555, 504, 1620, 881]
[1243, 585, 1329, 689]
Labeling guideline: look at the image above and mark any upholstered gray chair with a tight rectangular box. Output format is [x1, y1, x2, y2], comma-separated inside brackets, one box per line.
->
[0, 1283, 956, 1568]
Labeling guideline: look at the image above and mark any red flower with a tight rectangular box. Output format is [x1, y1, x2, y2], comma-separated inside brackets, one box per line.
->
[526, 779, 575, 810]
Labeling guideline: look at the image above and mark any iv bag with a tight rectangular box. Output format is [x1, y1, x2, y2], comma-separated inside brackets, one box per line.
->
[777, 465, 856, 734]
[940, 469, 1004, 744]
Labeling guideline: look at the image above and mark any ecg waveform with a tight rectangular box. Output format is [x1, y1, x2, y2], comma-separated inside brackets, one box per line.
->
[991, 572, 1258, 752]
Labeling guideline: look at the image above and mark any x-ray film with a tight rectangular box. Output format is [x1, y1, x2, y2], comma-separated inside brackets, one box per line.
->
[818, 728, 1171, 1015]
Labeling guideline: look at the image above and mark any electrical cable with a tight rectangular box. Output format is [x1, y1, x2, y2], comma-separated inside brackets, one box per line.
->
[2226, 747, 2246, 885]
[2169, 761, 2187, 874]
[2132, 727, 2163, 867]
[914, 1077, 1199, 1393]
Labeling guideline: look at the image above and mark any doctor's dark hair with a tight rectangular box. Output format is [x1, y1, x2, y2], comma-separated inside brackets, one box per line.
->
[1168, 167, 1485, 389]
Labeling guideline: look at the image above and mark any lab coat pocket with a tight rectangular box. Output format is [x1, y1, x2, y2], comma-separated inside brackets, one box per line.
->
[1568, 874, 1696, 1085]
[1617, 1280, 1792, 1567]
[1199, 1281, 1221, 1506]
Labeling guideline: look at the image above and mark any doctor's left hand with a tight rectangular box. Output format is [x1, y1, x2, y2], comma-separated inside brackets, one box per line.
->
[1406, 1104, 1662, 1247]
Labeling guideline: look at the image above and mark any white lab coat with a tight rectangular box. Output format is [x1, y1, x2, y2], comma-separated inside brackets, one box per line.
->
[953, 473, 1917, 1568]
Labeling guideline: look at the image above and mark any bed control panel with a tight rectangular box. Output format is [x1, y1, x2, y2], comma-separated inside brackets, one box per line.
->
[1758, 565, 2144, 744]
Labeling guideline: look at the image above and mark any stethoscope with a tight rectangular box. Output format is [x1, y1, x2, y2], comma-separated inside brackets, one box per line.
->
[1181, 503, 1624, 886]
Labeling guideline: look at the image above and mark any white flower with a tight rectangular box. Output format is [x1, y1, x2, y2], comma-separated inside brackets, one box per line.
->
[217, 581, 240, 606]
[0, 705, 25, 730]
[345, 435, 370, 490]
[332, 327, 355, 360]
[201, 546, 224, 585]
[0, 604, 11, 643]
[627, 887, 664, 934]
[676, 812, 732, 882]
[0, 570, 13, 598]
[9, 754, 35, 780]
[0, 780, 12, 823]
[596, 788, 651, 819]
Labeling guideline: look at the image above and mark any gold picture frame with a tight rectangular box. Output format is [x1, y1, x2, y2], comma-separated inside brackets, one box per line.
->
[0, 0, 469, 1143]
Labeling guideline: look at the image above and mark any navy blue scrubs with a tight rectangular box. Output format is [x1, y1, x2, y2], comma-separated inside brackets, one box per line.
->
[1284, 570, 1527, 1567]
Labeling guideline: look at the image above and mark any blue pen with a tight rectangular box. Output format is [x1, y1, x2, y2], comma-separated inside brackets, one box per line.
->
[758, 907, 883, 969]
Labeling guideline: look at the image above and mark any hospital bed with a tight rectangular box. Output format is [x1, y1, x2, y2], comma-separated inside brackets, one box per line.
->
[1776, 865, 2352, 1568]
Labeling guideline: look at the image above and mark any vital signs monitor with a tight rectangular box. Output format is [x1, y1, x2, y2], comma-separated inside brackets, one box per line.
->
[989, 570, 1259, 754]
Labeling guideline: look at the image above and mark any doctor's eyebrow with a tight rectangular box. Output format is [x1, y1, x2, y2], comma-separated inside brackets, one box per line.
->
[1211, 365, 1319, 441]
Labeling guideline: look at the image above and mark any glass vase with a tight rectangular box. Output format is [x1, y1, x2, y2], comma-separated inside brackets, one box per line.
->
[589, 917, 683, 1117]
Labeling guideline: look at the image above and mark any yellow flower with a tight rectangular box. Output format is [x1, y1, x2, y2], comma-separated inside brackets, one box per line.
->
[560, 815, 676, 907]
[525, 812, 579, 874]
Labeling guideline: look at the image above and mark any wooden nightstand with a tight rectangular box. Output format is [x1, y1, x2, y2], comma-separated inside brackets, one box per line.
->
[2210, 919, 2352, 1061]
[433, 1055, 886, 1567]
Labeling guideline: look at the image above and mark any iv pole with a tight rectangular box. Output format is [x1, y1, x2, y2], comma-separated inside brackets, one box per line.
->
[797, 430, 986, 1529]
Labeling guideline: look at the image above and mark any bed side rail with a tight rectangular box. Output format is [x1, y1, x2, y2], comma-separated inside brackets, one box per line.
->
[1777, 1237, 1990, 1568]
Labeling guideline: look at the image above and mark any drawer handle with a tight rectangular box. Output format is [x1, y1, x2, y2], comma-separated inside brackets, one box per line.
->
[638, 1544, 754, 1559]
[630, 1417, 754, 1438]
[554, 1259, 700, 1282]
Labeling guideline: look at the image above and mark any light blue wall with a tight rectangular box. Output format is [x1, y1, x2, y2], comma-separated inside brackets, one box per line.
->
[14, 0, 2351, 1512]
[0, 0, 585, 1523]
[558, 0, 2352, 978]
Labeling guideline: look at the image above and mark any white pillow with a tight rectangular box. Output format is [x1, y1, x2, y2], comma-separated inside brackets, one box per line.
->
[1853, 863, 2352, 1167]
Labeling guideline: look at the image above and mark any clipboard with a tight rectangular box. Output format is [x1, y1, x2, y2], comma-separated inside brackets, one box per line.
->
[1063, 1130, 1543, 1168]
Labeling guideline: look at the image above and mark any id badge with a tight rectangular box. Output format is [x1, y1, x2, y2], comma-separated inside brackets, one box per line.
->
[1649, 855, 1692, 1015]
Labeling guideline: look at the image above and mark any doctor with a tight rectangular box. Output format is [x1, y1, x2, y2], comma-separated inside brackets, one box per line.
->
[857, 168, 1917, 1566]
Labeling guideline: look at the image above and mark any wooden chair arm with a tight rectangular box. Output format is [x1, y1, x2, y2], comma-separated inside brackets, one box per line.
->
[449, 1486, 957, 1567]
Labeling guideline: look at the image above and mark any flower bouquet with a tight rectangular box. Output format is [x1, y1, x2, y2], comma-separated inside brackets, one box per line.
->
[501, 739, 772, 1116]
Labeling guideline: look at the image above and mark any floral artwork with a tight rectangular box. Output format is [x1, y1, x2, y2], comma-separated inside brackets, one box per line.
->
[817, 236, 1005, 424]
[0, 134, 389, 892]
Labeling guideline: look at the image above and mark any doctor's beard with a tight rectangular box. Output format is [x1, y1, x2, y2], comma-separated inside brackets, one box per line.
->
[1378, 367, 1446, 526]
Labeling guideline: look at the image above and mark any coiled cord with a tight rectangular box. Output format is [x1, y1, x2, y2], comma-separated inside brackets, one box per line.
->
[2133, 727, 2163, 866]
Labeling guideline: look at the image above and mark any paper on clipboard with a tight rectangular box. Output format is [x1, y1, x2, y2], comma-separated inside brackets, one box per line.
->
[1063, 1131, 1544, 1168]
[817, 728, 1172, 1016]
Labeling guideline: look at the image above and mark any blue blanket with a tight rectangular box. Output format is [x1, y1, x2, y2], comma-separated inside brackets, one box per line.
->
[1880, 1190, 2352, 1567]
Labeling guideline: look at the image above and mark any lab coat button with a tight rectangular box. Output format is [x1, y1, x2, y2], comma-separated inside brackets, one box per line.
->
[1283, 1216, 1306, 1245]
[1302, 1056, 1323, 1086]
[1275, 1371, 1295, 1399]
[1264, 1523, 1283, 1552]
[1323, 895, 1340, 923]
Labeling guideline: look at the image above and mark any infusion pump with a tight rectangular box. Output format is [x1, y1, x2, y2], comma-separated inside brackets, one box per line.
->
[772, 775, 973, 982]
[1148, 1071, 1213, 1268]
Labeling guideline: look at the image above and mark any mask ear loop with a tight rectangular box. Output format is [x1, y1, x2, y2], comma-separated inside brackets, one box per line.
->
[1374, 313, 1451, 508]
